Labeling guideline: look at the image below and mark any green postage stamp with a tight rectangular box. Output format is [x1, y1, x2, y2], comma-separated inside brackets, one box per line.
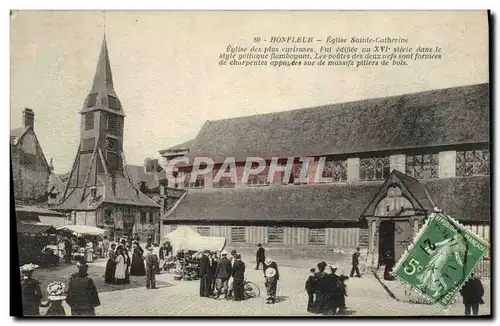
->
[393, 212, 489, 309]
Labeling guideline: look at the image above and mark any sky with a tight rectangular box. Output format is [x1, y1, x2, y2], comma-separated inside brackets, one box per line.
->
[10, 10, 488, 174]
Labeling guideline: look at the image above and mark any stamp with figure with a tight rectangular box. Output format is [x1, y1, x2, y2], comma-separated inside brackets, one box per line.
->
[393, 212, 489, 309]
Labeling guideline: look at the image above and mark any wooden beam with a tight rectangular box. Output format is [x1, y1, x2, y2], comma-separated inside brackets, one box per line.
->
[62, 144, 81, 201]
[121, 150, 133, 184]
[98, 148, 109, 178]
[80, 147, 98, 202]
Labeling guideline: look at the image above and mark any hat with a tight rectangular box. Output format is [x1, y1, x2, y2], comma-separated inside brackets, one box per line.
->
[317, 261, 327, 269]
[265, 258, 273, 265]
[146, 246, 154, 251]
[203, 250, 210, 254]
[221, 250, 228, 256]
[231, 249, 237, 255]
[309, 268, 315, 273]
[331, 265, 338, 270]
[265, 267, 277, 278]
[47, 281, 66, 301]
[120, 238, 127, 243]
[20, 263, 39, 273]
[133, 240, 139, 244]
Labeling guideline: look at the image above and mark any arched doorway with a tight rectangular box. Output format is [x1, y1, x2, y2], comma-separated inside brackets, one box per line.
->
[360, 170, 434, 268]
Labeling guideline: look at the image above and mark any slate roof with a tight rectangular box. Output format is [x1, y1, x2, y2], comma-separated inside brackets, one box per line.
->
[15, 205, 66, 216]
[164, 83, 489, 164]
[164, 176, 490, 223]
[56, 175, 160, 211]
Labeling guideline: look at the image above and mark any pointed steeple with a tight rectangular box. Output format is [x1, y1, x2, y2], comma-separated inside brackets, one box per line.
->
[81, 36, 124, 116]
[91, 36, 115, 96]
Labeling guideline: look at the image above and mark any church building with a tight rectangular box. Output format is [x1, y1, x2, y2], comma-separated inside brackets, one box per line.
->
[56, 37, 160, 241]
[160, 83, 490, 267]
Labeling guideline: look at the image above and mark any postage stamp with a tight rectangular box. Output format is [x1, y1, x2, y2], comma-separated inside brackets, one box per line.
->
[393, 212, 490, 309]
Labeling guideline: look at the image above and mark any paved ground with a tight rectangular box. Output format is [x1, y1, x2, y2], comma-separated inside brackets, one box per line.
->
[34, 257, 491, 317]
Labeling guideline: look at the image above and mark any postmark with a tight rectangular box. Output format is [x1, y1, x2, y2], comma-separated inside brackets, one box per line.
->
[393, 212, 489, 309]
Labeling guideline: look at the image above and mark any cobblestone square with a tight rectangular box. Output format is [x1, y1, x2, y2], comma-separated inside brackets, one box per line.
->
[41, 257, 491, 317]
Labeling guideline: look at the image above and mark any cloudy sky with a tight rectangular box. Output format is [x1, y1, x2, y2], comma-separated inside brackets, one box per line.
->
[10, 10, 488, 173]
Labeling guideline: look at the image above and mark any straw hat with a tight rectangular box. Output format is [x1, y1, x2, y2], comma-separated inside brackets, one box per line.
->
[20, 263, 39, 273]
[265, 267, 277, 278]
[265, 258, 273, 265]
[221, 250, 228, 256]
[47, 281, 67, 301]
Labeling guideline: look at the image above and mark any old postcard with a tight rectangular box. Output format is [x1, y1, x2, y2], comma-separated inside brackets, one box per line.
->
[10, 10, 490, 317]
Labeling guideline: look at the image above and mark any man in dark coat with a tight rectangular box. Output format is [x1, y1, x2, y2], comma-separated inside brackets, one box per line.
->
[460, 273, 485, 316]
[350, 247, 361, 278]
[66, 261, 100, 316]
[232, 254, 246, 301]
[255, 244, 266, 270]
[64, 237, 73, 263]
[145, 247, 159, 289]
[20, 264, 43, 316]
[214, 251, 232, 300]
[305, 268, 316, 312]
[199, 250, 211, 297]
[209, 252, 218, 295]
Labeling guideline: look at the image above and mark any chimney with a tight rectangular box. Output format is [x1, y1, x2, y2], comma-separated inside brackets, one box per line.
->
[49, 158, 54, 172]
[23, 108, 34, 130]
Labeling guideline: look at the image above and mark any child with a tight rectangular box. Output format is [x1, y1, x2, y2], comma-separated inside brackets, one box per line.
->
[305, 268, 316, 312]
[145, 246, 159, 289]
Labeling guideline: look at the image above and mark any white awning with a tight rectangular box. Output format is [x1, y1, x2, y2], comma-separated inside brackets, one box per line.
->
[57, 224, 105, 236]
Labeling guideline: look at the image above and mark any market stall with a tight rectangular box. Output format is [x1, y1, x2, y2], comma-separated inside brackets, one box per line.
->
[56, 225, 105, 261]
[163, 227, 226, 281]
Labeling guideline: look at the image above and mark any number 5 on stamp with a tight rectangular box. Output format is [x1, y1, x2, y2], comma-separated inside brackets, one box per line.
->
[393, 212, 489, 309]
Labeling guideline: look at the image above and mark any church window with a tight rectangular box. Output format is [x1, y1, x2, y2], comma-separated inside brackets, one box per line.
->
[82, 138, 95, 151]
[360, 156, 390, 181]
[248, 163, 270, 187]
[267, 226, 284, 243]
[456, 149, 490, 176]
[85, 112, 94, 130]
[321, 158, 347, 182]
[231, 227, 246, 243]
[308, 228, 326, 245]
[406, 153, 439, 179]
[107, 114, 118, 133]
[87, 93, 97, 108]
[108, 96, 119, 110]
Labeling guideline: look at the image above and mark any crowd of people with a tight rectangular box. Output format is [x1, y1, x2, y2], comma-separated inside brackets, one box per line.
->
[20, 238, 486, 317]
[196, 245, 280, 304]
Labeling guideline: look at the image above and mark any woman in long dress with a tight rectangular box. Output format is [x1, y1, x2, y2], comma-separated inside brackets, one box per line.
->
[123, 246, 131, 284]
[114, 247, 126, 285]
[104, 244, 117, 284]
[85, 240, 94, 263]
[130, 242, 146, 276]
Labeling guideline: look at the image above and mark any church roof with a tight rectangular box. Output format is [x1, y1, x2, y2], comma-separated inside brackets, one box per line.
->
[165, 83, 489, 165]
[80, 37, 124, 116]
[56, 175, 160, 211]
[164, 176, 490, 223]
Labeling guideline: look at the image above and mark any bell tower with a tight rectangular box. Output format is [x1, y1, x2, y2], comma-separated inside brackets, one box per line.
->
[62, 36, 132, 200]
